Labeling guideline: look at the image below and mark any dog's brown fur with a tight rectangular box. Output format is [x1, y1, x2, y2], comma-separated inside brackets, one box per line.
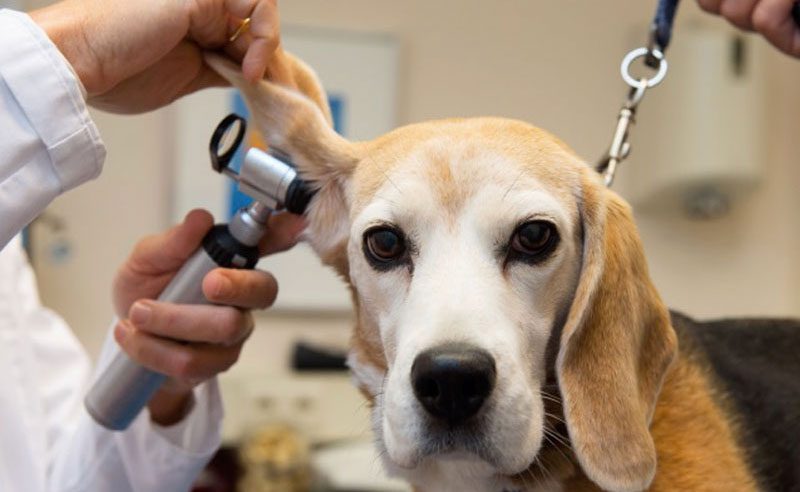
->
[505, 333, 761, 491]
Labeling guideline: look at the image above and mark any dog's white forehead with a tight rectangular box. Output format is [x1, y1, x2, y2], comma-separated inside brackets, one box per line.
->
[349, 136, 581, 351]
[345, 126, 585, 365]
[349, 131, 581, 238]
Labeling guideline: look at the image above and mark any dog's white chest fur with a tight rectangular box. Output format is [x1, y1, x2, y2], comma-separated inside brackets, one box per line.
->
[402, 457, 564, 492]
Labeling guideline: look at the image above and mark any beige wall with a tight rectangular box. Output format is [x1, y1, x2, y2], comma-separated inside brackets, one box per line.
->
[30, 1, 800, 365]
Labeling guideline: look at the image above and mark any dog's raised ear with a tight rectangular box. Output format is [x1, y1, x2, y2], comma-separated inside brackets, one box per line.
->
[557, 168, 677, 492]
[205, 52, 361, 273]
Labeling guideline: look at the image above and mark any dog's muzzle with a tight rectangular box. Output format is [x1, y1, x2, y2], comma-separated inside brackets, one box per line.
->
[411, 343, 496, 425]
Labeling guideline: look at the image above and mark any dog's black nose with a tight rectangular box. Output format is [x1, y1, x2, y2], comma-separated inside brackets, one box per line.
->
[411, 343, 496, 424]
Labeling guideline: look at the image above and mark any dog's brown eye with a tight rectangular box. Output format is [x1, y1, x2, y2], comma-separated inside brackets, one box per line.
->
[509, 221, 558, 261]
[364, 227, 407, 266]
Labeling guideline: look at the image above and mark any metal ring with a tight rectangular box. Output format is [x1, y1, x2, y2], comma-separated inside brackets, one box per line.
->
[620, 47, 668, 88]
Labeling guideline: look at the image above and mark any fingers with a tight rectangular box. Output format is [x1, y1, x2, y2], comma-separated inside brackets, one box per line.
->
[203, 268, 279, 308]
[224, 0, 261, 19]
[185, 64, 230, 94]
[115, 319, 245, 383]
[113, 209, 214, 317]
[259, 211, 307, 255]
[720, 0, 759, 30]
[114, 206, 300, 320]
[126, 209, 214, 275]
[752, 0, 800, 56]
[127, 300, 254, 345]
[698, 0, 800, 57]
[225, 0, 280, 82]
[224, 19, 250, 62]
[243, 35, 281, 82]
[698, 0, 724, 12]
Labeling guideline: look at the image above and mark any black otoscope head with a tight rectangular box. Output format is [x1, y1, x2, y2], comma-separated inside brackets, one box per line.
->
[285, 178, 315, 214]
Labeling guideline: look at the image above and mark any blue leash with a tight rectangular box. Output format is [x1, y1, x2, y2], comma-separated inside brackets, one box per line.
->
[646, 0, 680, 68]
[652, 0, 680, 52]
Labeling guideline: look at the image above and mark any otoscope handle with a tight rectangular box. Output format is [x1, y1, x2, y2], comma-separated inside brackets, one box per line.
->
[85, 223, 261, 430]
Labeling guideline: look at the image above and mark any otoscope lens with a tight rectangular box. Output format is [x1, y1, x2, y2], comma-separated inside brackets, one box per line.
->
[210, 114, 247, 172]
[216, 119, 243, 156]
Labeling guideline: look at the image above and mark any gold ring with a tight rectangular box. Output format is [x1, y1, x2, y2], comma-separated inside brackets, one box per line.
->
[229, 17, 251, 43]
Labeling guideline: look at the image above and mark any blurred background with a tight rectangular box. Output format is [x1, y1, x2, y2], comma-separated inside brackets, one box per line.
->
[7, 0, 800, 490]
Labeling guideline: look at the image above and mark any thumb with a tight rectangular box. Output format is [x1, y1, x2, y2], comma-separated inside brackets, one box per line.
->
[129, 209, 214, 275]
[113, 209, 214, 317]
[177, 65, 230, 100]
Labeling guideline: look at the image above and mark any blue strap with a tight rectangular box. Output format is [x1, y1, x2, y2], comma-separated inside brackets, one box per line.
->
[652, 0, 681, 51]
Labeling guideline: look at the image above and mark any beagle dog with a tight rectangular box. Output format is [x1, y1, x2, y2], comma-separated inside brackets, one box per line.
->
[206, 53, 800, 492]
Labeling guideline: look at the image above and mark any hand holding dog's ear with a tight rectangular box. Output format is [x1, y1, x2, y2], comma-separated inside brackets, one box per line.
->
[30, 0, 283, 113]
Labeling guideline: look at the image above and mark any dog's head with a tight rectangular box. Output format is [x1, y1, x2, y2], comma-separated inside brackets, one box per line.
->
[208, 53, 677, 492]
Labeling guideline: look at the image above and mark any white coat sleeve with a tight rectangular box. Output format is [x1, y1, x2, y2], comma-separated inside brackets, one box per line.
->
[9, 235, 223, 492]
[48, 328, 224, 492]
[0, 9, 224, 491]
[0, 9, 104, 249]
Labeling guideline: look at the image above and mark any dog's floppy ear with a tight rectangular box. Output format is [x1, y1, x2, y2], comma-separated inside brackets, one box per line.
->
[205, 52, 361, 274]
[557, 168, 677, 492]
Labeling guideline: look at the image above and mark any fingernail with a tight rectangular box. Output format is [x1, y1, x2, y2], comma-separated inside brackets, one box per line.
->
[115, 321, 132, 343]
[130, 302, 152, 327]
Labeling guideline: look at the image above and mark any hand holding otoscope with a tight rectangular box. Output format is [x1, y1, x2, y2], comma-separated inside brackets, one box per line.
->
[85, 114, 314, 430]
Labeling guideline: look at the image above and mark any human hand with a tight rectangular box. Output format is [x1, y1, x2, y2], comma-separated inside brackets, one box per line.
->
[112, 209, 305, 425]
[697, 0, 800, 58]
[29, 0, 289, 113]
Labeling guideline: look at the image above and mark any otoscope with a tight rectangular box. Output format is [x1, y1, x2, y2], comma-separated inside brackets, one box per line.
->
[85, 114, 314, 430]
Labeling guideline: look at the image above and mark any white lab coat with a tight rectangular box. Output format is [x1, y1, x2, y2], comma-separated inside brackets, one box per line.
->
[0, 9, 223, 492]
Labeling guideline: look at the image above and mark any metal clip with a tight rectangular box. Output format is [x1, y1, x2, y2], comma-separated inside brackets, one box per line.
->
[596, 80, 647, 186]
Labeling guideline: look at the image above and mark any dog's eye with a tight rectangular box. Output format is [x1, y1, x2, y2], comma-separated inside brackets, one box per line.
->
[509, 220, 558, 262]
[364, 226, 407, 267]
